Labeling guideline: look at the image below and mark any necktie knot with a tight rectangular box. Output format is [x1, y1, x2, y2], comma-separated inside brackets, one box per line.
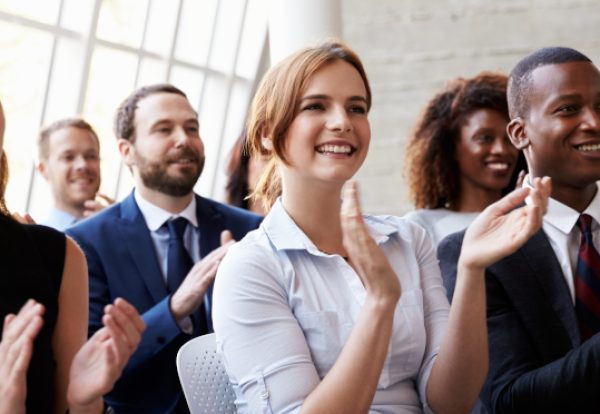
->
[167, 217, 188, 241]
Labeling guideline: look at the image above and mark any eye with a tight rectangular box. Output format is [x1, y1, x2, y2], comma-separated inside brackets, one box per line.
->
[302, 103, 324, 111]
[556, 104, 579, 114]
[85, 154, 99, 161]
[474, 134, 494, 143]
[348, 105, 367, 114]
[186, 126, 199, 134]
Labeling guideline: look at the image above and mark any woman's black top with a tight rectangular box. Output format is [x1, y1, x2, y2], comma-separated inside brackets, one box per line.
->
[0, 214, 65, 412]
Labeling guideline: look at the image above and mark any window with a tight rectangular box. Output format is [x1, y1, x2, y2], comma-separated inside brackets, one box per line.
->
[0, 0, 268, 220]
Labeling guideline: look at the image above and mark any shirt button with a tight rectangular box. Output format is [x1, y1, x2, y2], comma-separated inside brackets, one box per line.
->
[260, 390, 269, 400]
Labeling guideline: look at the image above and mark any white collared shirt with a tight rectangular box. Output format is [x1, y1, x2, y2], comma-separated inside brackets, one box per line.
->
[134, 190, 201, 282]
[525, 177, 600, 303]
[213, 199, 450, 414]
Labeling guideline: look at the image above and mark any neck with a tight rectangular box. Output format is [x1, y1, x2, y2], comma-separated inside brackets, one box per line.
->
[452, 184, 502, 212]
[54, 200, 85, 219]
[136, 185, 194, 214]
[281, 181, 347, 257]
[551, 182, 597, 213]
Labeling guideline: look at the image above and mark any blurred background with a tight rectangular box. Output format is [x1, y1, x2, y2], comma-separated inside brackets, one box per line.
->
[1, 0, 599, 219]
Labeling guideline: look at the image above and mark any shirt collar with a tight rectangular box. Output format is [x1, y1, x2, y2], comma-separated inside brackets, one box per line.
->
[134, 189, 198, 231]
[525, 175, 600, 234]
[263, 198, 398, 255]
[45, 207, 78, 231]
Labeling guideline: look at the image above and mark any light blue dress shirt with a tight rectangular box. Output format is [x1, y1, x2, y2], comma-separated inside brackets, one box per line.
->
[42, 207, 78, 231]
[213, 199, 450, 413]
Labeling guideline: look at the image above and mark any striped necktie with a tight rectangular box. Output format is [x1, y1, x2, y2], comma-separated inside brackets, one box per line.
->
[574, 214, 600, 341]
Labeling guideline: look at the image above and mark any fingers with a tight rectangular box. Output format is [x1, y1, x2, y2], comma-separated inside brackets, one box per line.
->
[96, 193, 115, 205]
[102, 299, 144, 351]
[11, 212, 35, 224]
[220, 230, 234, 245]
[2, 300, 45, 342]
[515, 169, 526, 188]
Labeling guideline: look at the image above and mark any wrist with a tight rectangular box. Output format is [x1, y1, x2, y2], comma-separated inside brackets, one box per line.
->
[66, 397, 104, 414]
[457, 258, 485, 279]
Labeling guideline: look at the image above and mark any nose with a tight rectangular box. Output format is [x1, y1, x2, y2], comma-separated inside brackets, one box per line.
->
[173, 126, 189, 146]
[582, 107, 600, 132]
[326, 106, 352, 133]
[490, 136, 513, 154]
[74, 155, 89, 170]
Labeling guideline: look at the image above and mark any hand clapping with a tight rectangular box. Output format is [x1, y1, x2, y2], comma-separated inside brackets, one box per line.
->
[459, 176, 552, 271]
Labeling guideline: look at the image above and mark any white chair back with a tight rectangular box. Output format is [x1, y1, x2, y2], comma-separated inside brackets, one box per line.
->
[176, 333, 237, 414]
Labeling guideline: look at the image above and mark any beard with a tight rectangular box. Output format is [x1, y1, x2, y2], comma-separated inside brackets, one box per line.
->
[136, 146, 205, 197]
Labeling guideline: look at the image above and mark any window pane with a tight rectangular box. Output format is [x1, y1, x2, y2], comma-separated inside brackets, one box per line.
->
[209, 0, 245, 73]
[44, 38, 87, 122]
[83, 46, 138, 196]
[0, 21, 53, 212]
[212, 79, 252, 201]
[236, 0, 267, 79]
[137, 57, 168, 87]
[96, 0, 148, 48]
[61, 0, 95, 34]
[0, 0, 60, 25]
[169, 65, 205, 109]
[143, 0, 178, 57]
[175, 0, 217, 66]
[196, 74, 228, 196]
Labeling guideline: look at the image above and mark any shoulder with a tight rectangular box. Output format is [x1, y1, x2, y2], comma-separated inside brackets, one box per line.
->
[67, 200, 123, 236]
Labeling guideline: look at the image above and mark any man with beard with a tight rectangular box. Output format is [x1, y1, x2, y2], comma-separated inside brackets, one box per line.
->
[67, 84, 262, 413]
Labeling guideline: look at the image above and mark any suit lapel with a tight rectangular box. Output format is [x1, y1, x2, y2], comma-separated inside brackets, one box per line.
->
[119, 193, 168, 303]
[516, 230, 580, 347]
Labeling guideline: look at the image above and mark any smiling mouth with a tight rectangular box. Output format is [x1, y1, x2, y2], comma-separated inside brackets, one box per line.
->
[575, 143, 600, 152]
[315, 144, 355, 155]
[485, 162, 510, 172]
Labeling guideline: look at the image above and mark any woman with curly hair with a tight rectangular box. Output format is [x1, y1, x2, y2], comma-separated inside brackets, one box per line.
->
[404, 72, 526, 246]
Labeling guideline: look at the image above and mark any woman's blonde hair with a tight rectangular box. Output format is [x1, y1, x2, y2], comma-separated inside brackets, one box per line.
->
[247, 40, 371, 212]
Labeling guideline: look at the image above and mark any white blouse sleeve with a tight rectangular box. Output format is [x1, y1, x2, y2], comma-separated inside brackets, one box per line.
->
[411, 223, 450, 410]
[212, 239, 320, 414]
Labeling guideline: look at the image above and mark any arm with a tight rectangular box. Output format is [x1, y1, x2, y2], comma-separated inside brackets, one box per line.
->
[67, 298, 145, 414]
[427, 178, 551, 413]
[214, 182, 400, 414]
[52, 237, 89, 414]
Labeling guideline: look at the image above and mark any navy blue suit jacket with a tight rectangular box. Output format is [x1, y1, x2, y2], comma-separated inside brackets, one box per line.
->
[67, 192, 262, 413]
[438, 229, 600, 413]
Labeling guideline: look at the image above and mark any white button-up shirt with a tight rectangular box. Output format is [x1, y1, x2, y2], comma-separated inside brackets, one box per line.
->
[213, 199, 450, 413]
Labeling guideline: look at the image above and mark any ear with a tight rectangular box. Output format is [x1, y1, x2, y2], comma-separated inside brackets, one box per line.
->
[117, 138, 135, 166]
[261, 136, 273, 151]
[37, 161, 49, 180]
[507, 118, 530, 150]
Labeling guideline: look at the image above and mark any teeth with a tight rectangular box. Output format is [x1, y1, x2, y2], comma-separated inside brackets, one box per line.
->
[487, 163, 508, 170]
[316, 144, 352, 154]
[577, 143, 600, 152]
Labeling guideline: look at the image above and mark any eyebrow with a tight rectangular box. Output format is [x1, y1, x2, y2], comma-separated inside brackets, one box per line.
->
[150, 118, 199, 128]
[301, 94, 368, 103]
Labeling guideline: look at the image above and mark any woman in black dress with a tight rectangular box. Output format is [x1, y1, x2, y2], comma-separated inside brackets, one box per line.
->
[0, 99, 145, 414]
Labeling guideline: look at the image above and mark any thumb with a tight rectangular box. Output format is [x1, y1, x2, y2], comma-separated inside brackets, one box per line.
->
[220, 230, 234, 245]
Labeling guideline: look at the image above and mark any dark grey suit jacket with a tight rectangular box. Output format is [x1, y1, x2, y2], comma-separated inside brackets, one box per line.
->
[438, 229, 600, 413]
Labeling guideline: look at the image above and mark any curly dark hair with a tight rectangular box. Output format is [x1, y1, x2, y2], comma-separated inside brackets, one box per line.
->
[405, 72, 525, 209]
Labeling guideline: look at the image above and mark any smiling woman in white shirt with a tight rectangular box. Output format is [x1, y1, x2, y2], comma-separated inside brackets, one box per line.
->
[212, 41, 551, 414]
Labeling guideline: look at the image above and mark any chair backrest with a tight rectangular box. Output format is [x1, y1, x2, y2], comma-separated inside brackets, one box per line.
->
[176, 333, 237, 414]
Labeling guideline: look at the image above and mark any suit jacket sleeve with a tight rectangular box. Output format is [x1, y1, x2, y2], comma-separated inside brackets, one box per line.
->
[438, 232, 600, 413]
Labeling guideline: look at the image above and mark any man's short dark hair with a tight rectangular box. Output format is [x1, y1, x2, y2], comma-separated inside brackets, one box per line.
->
[507, 47, 592, 119]
[114, 83, 188, 142]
